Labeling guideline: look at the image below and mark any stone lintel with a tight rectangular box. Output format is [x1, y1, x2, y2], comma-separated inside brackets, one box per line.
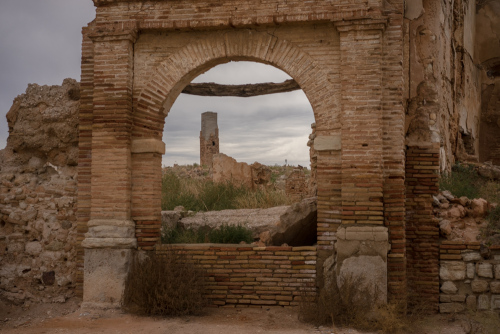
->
[314, 135, 341, 151]
[88, 25, 138, 43]
[82, 237, 137, 249]
[131, 138, 166, 154]
[336, 225, 388, 241]
[334, 18, 388, 32]
[88, 219, 135, 227]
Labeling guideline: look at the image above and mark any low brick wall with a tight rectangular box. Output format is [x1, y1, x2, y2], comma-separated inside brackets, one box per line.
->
[439, 241, 500, 313]
[156, 244, 317, 307]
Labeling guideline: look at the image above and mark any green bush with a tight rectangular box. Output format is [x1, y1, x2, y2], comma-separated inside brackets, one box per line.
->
[161, 224, 253, 244]
[124, 251, 207, 316]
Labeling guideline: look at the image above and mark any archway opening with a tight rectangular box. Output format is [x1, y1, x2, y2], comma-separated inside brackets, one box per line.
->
[160, 61, 317, 246]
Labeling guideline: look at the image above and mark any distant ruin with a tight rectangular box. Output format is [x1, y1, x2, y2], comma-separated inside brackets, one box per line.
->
[1, 0, 500, 314]
[199, 112, 219, 168]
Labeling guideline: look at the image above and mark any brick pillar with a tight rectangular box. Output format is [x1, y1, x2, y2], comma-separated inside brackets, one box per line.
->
[405, 144, 440, 311]
[334, 19, 390, 303]
[336, 20, 386, 226]
[131, 139, 164, 250]
[81, 28, 138, 309]
[76, 25, 94, 298]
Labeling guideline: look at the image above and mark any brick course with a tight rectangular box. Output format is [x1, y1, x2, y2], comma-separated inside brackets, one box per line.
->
[156, 245, 317, 307]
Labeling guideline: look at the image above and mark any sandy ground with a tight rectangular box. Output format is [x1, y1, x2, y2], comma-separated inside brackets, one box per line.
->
[0, 298, 495, 334]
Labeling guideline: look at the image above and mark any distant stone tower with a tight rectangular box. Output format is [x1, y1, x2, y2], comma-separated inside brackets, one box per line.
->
[200, 111, 219, 167]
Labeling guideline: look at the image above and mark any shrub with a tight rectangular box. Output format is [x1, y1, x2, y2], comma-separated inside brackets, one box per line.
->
[124, 251, 207, 316]
[161, 224, 253, 244]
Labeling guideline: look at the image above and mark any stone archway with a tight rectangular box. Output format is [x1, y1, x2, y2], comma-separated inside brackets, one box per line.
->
[78, 0, 406, 309]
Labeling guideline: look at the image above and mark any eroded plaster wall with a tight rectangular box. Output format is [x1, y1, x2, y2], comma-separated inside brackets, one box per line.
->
[405, 0, 500, 170]
[0, 80, 79, 306]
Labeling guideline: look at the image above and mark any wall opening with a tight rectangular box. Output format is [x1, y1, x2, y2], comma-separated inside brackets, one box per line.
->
[160, 61, 317, 247]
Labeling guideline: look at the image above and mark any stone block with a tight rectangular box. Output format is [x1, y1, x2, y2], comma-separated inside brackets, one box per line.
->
[478, 295, 489, 310]
[440, 261, 466, 281]
[466, 263, 475, 279]
[439, 303, 465, 314]
[462, 251, 481, 262]
[313, 135, 341, 151]
[338, 255, 387, 304]
[441, 281, 458, 294]
[477, 263, 493, 278]
[491, 281, 500, 294]
[466, 295, 476, 310]
[471, 280, 489, 293]
[450, 294, 466, 302]
[82, 248, 133, 309]
[440, 294, 451, 302]
[495, 264, 500, 279]
[491, 295, 500, 310]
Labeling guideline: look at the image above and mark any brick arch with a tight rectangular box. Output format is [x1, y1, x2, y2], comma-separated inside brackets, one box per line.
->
[133, 29, 335, 141]
[130, 29, 339, 250]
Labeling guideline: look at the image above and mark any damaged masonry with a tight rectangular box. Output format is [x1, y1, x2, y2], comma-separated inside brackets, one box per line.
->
[0, 0, 500, 314]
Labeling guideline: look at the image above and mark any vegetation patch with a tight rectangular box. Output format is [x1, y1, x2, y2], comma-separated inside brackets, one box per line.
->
[124, 251, 207, 316]
[439, 162, 500, 203]
[161, 170, 291, 211]
[161, 224, 253, 244]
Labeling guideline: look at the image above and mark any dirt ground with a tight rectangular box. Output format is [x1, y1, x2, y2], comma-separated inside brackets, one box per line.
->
[0, 298, 496, 334]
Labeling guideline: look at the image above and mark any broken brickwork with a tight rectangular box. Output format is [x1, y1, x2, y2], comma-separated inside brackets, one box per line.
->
[285, 168, 307, 202]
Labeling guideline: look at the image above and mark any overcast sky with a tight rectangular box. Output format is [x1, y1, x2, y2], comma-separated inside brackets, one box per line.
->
[0, 0, 314, 167]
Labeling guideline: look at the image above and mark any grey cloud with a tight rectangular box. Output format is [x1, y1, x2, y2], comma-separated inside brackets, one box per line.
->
[0, 2, 314, 169]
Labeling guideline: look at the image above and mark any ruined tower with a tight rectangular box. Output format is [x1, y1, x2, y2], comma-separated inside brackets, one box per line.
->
[200, 111, 219, 167]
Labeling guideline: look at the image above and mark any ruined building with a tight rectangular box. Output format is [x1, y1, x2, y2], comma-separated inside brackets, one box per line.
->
[1, 0, 500, 313]
[199, 111, 219, 167]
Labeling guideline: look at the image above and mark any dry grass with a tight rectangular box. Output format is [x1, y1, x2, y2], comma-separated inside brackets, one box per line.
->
[299, 274, 430, 333]
[233, 188, 293, 209]
[123, 250, 207, 316]
[161, 171, 292, 211]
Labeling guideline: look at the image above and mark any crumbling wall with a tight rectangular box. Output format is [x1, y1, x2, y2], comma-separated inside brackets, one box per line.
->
[285, 168, 307, 202]
[477, 2, 500, 165]
[406, 1, 499, 170]
[405, 0, 482, 171]
[212, 153, 271, 190]
[0, 79, 79, 306]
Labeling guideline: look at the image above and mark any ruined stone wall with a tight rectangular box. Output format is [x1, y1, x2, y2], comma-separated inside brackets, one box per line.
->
[0, 79, 79, 305]
[439, 243, 500, 313]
